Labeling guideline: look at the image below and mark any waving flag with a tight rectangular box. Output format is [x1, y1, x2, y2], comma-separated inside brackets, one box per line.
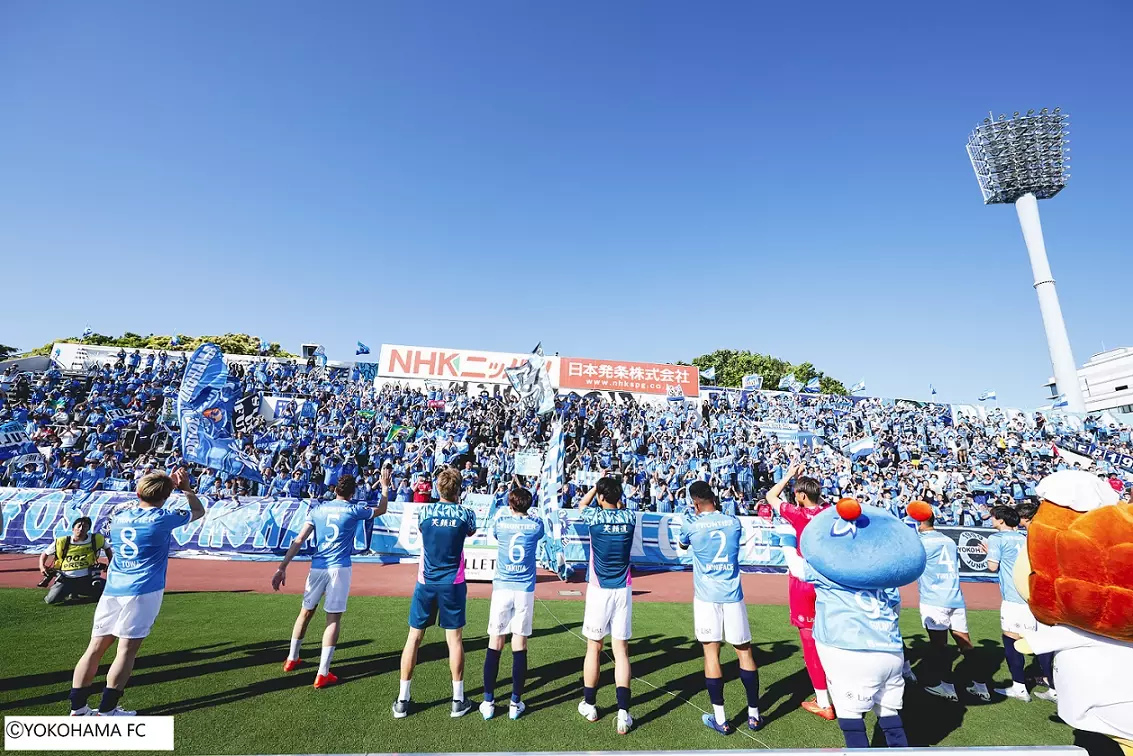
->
[777, 375, 793, 390]
[82, 326, 93, 339]
[505, 345, 555, 415]
[803, 377, 821, 393]
[741, 374, 763, 391]
[537, 418, 570, 580]
[978, 390, 997, 402]
[258, 338, 270, 355]
[850, 380, 866, 394]
[843, 436, 876, 460]
[178, 343, 263, 482]
[170, 333, 181, 347]
[666, 384, 686, 406]
[701, 367, 716, 382]
[356, 341, 371, 356]
[1052, 394, 1069, 409]
[930, 384, 937, 396]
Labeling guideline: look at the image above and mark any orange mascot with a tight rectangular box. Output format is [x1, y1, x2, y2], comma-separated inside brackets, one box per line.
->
[1015, 470, 1133, 756]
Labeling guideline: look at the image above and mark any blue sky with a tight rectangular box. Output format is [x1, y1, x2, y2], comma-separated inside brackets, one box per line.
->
[2, 1, 1130, 408]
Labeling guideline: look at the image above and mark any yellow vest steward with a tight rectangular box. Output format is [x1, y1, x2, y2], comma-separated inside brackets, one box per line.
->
[54, 535, 105, 575]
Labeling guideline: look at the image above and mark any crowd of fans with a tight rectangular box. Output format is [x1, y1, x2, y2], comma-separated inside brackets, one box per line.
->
[3, 348, 1132, 528]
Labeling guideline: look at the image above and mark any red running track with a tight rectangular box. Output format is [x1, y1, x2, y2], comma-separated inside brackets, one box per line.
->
[0, 555, 1004, 609]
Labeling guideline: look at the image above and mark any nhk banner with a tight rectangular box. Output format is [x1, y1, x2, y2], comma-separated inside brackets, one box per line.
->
[0, 488, 996, 580]
[559, 358, 698, 397]
[378, 344, 560, 386]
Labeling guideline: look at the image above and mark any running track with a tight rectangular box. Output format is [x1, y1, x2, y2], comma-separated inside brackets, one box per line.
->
[0, 555, 1004, 609]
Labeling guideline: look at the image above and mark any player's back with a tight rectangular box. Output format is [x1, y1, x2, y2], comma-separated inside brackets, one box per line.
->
[917, 530, 964, 609]
[582, 507, 636, 589]
[806, 565, 903, 653]
[307, 500, 372, 569]
[492, 514, 545, 592]
[417, 502, 477, 583]
[105, 506, 191, 597]
[987, 530, 1027, 604]
[681, 511, 743, 603]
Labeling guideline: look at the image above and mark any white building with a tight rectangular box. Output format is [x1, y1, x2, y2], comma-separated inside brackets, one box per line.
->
[1046, 348, 1133, 414]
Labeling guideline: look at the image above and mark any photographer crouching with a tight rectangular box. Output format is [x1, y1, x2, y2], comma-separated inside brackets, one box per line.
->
[38, 517, 112, 605]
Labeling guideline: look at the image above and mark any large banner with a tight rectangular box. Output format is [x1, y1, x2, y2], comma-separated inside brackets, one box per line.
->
[378, 344, 561, 387]
[559, 358, 698, 397]
[0, 422, 40, 467]
[0, 489, 998, 581]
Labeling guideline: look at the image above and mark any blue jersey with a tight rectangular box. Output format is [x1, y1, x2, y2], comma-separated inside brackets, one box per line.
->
[804, 563, 904, 652]
[986, 530, 1027, 605]
[581, 506, 636, 589]
[678, 511, 743, 604]
[105, 506, 192, 596]
[492, 514, 545, 592]
[417, 502, 477, 584]
[305, 500, 374, 569]
[917, 530, 964, 609]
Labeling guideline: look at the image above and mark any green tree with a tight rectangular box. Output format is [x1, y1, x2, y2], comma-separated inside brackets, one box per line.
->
[0, 344, 19, 361]
[690, 349, 847, 395]
[21, 333, 295, 358]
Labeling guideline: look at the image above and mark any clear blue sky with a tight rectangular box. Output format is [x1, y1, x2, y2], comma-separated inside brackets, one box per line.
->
[2, 1, 1131, 408]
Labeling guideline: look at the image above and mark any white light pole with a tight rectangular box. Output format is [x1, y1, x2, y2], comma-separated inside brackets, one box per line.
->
[967, 109, 1085, 413]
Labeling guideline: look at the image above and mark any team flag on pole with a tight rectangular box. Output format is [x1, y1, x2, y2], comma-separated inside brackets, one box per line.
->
[356, 341, 371, 355]
[178, 343, 263, 482]
[978, 390, 997, 401]
[850, 380, 866, 394]
[505, 344, 555, 415]
[82, 326, 93, 339]
[803, 377, 821, 393]
[537, 418, 570, 580]
[700, 367, 716, 382]
[741, 374, 763, 391]
[930, 384, 938, 396]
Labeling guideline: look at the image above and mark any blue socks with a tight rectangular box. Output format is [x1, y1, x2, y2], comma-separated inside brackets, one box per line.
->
[879, 715, 908, 747]
[1003, 635, 1026, 683]
[1037, 652, 1055, 687]
[838, 717, 869, 748]
[615, 686, 631, 712]
[98, 687, 123, 714]
[705, 676, 725, 706]
[739, 667, 760, 708]
[483, 648, 501, 703]
[583, 686, 596, 706]
[69, 686, 95, 712]
[512, 650, 527, 703]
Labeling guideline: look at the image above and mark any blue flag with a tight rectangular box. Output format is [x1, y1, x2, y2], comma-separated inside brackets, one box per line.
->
[930, 384, 937, 396]
[258, 338, 270, 355]
[82, 326, 93, 339]
[777, 375, 793, 390]
[803, 377, 821, 393]
[170, 333, 181, 347]
[978, 390, 997, 402]
[850, 380, 866, 394]
[701, 366, 716, 382]
[356, 341, 371, 356]
[178, 343, 263, 482]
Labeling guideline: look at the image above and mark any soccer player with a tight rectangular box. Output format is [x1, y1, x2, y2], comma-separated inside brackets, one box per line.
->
[67, 469, 204, 716]
[480, 487, 545, 721]
[578, 476, 636, 735]
[914, 508, 989, 701]
[984, 505, 1056, 703]
[272, 469, 390, 688]
[678, 481, 762, 735]
[765, 463, 834, 719]
[393, 466, 478, 719]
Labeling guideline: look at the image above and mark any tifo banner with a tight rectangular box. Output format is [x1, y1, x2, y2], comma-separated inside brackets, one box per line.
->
[233, 394, 259, 436]
[559, 357, 698, 397]
[1058, 437, 1133, 474]
[378, 344, 560, 387]
[757, 421, 801, 444]
[0, 489, 998, 580]
[0, 422, 40, 466]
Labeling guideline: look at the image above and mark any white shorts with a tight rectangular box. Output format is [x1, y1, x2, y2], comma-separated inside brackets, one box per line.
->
[487, 589, 536, 637]
[920, 604, 969, 634]
[693, 599, 752, 645]
[303, 567, 352, 614]
[92, 590, 164, 639]
[1001, 601, 1037, 635]
[582, 585, 632, 641]
[815, 641, 905, 716]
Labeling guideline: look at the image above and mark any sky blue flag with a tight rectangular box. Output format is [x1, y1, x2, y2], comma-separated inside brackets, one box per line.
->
[741, 374, 763, 391]
[930, 384, 937, 396]
[178, 343, 263, 482]
[355, 341, 371, 355]
[850, 380, 866, 394]
[803, 376, 821, 393]
[843, 436, 876, 460]
[258, 337, 270, 354]
[777, 375, 793, 390]
[313, 344, 327, 370]
[170, 333, 181, 347]
[701, 366, 716, 382]
[978, 390, 997, 401]
[1053, 394, 1069, 409]
[81, 326, 93, 338]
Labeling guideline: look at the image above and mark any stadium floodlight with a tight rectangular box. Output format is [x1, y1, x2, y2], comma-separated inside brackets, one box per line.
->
[966, 108, 1085, 413]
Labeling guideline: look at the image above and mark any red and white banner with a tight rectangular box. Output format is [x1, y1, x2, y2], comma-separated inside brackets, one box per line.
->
[559, 357, 698, 397]
[378, 344, 560, 386]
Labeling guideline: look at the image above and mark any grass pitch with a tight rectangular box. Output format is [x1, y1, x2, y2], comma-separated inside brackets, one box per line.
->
[0, 587, 1069, 754]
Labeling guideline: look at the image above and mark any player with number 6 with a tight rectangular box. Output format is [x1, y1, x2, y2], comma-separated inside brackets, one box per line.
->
[273, 467, 390, 688]
[67, 468, 205, 716]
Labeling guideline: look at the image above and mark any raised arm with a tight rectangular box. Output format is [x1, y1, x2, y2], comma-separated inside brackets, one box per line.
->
[172, 468, 206, 523]
[765, 463, 800, 517]
[372, 466, 392, 517]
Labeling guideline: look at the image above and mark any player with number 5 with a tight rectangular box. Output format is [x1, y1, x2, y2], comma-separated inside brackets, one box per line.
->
[67, 469, 205, 716]
[273, 468, 390, 688]
[480, 487, 544, 721]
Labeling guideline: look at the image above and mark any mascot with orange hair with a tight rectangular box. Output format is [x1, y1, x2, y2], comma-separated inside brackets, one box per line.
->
[1014, 470, 1133, 756]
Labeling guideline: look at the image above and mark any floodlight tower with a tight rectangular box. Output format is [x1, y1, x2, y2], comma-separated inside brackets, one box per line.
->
[966, 108, 1085, 413]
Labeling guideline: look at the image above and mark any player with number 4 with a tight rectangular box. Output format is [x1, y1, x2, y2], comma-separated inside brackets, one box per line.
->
[67, 469, 206, 716]
[480, 487, 544, 721]
[273, 468, 390, 688]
